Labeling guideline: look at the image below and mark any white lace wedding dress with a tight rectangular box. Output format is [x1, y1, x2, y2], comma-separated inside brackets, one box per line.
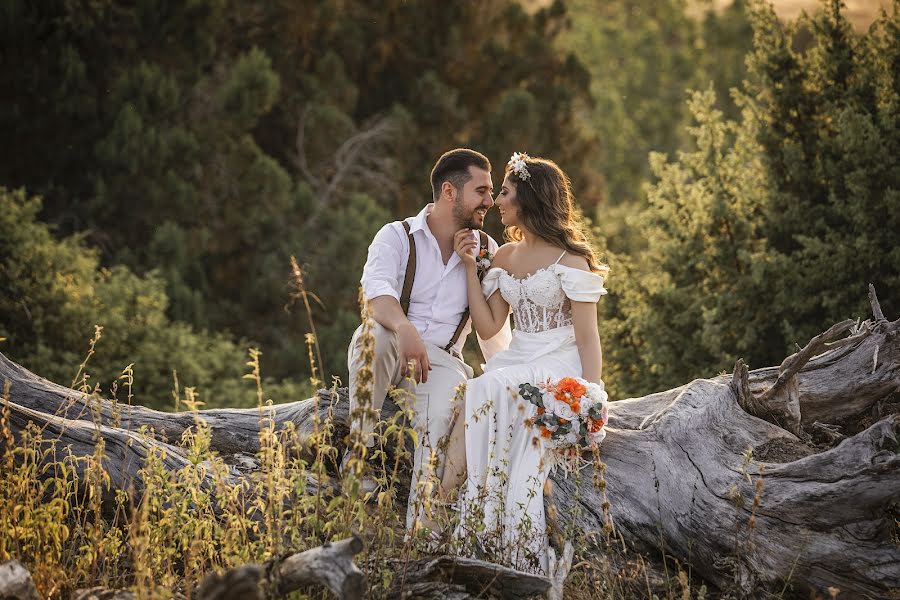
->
[455, 252, 607, 573]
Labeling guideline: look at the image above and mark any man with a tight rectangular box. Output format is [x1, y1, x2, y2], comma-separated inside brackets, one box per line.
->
[346, 148, 503, 532]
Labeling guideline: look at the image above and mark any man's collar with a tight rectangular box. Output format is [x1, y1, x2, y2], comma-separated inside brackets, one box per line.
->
[408, 202, 434, 234]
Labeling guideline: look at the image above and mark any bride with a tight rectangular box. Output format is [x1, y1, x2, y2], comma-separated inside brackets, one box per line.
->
[439, 152, 608, 573]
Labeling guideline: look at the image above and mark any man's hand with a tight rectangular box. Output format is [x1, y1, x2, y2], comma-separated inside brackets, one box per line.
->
[453, 229, 478, 267]
[397, 322, 431, 383]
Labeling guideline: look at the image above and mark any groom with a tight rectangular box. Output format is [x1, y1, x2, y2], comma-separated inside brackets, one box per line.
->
[346, 148, 500, 531]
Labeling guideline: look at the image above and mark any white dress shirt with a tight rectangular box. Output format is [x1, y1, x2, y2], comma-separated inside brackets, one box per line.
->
[361, 203, 501, 356]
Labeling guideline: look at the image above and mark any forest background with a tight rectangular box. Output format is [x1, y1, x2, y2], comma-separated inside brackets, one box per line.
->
[1, 0, 897, 410]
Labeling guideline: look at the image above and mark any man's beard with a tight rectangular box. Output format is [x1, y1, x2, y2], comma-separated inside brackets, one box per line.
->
[453, 202, 480, 230]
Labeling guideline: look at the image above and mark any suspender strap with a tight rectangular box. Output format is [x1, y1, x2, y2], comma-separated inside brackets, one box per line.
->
[443, 230, 489, 354]
[399, 221, 416, 315]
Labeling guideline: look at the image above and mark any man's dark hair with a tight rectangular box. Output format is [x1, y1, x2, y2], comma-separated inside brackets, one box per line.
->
[430, 148, 491, 200]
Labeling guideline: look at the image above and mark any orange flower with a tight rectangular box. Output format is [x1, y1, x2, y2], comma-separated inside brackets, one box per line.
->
[558, 418, 568, 424]
[588, 418, 604, 433]
[541, 427, 552, 438]
[570, 401, 581, 413]
[537, 407, 545, 416]
[555, 377, 586, 404]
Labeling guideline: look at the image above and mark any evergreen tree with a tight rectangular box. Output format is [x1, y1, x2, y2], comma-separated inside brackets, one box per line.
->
[746, 0, 899, 343]
[604, 1, 899, 397]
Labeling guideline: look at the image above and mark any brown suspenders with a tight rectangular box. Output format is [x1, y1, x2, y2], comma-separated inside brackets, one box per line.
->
[399, 221, 416, 315]
[398, 221, 487, 356]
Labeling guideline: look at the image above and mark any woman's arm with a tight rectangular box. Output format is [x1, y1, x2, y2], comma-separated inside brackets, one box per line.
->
[464, 266, 510, 339]
[571, 300, 603, 383]
[454, 231, 510, 339]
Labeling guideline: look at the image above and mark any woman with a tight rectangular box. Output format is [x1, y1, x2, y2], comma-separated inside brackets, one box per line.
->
[441, 153, 608, 573]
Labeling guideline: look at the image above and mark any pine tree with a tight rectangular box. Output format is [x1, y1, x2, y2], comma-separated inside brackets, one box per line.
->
[604, 1, 899, 397]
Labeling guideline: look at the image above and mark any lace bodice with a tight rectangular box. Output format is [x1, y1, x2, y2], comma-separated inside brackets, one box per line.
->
[500, 267, 572, 333]
[481, 257, 608, 335]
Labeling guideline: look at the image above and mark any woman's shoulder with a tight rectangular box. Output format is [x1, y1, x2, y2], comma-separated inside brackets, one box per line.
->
[557, 252, 590, 272]
[495, 242, 519, 256]
[491, 242, 518, 267]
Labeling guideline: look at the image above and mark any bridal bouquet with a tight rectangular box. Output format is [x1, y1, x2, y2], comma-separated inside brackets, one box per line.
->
[519, 377, 609, 451]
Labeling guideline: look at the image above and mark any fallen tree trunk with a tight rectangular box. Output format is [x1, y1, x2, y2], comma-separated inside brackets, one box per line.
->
[0, 353, 346, 455]
[554, 289, 900, 599]
[1, 290, 898, 598]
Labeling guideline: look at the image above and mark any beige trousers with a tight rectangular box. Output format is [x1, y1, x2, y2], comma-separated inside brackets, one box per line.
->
[347, 322, 473, 529]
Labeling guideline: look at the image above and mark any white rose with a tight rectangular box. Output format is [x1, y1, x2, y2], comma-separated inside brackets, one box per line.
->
[564, 430, 579, 446]
[589, 429, 607, 445]
[541, 391, 558, 413]
[553, 401, 576, 421]
[586, 382, 607, 403]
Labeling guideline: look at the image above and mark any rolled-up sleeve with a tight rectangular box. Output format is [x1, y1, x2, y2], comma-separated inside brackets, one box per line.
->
[360, 223, 406, 302]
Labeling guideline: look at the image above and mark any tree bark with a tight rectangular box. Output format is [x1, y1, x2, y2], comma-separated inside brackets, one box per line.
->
[0, 560, 40, 600]
[552, 298, 900, 599]
[0, 353, 346, 456]
[195, 535, 366, 600]
[1, 292, 898, 598]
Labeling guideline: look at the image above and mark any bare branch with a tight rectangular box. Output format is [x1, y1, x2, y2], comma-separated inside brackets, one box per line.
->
[293, 105, 320, 189]
[869, 283, 885, 321]
[759, 318, 857, 404]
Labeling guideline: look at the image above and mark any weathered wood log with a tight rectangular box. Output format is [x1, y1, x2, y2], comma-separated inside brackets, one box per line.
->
[0, 560, 39, 600]
[0, 352, 346, 455]
[196, 535, 366, 600]
[2, 290, 898, 598]
[381, 555, 549, 599]
[552, 306, 900, 599]
[273, 535, 366, 599]
[546, 542, 574, 600]
[743, 288, 899, 427]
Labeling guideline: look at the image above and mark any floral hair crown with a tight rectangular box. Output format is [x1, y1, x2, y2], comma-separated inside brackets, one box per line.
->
[507, 152, 532, 181]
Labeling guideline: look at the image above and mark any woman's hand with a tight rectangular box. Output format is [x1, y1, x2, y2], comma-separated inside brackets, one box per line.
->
[454, 229, 478, 267]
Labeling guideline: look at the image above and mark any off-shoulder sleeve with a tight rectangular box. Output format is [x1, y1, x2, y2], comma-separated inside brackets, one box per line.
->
[477, 267, 511, 364]
[481, 267, 504, 300]
[557, 265, 607, 303]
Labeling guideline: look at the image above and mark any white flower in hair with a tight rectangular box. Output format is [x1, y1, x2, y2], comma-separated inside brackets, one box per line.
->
[508, 151, 532, 181]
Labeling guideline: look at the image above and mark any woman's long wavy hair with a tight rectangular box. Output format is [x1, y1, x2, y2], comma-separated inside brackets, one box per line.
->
[504, 156, 608, 276]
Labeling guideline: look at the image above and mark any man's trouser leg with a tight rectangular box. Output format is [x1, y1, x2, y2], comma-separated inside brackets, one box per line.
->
[347, 322, 412, 449]
[405, 344, 473, 531]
